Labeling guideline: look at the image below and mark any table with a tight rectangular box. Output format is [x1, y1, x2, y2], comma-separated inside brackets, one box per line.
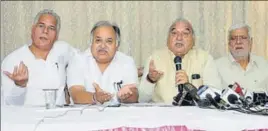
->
[1, 103, 268, 131]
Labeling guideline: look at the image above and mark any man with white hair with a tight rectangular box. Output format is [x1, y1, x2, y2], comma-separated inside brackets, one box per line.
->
[67, 21, 138, 105]
[1, 9, 77, 106]
[216, 23, 268, 92]
[138, 18, 221, 103]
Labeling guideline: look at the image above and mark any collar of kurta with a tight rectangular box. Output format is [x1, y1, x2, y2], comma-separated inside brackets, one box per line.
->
[227, 52, 259, 69]
[24, 44, 60, 64]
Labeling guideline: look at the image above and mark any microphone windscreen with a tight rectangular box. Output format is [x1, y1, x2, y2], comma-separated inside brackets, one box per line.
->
[174, 56, 182, 64]
[227, 94, 238, 104]
[221, 88, 241, 106]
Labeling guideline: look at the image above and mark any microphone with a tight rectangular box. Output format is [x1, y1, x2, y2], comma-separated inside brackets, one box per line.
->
[221, 88, 243, 107]
[229, 82, 243, 96]
[253, 92, 268, 106]
[228, 83, 249, 106]
[227, 94, 241, 105]
[174, 56, 183, 93]
[183, 83, 211, 107]
[197, 85, 226, 109]
[206, 94, 221, 109]
[172, 56, 185, 106]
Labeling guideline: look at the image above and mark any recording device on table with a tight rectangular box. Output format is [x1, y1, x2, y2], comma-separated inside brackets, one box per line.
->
[108, 80, 123, 107]
[220, 82, 268, 115]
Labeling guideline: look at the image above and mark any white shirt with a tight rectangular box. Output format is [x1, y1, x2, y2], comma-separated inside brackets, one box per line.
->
[67, 49, 138, 103]
[1, 41, 78, 106]
[216, 53, 268, 93]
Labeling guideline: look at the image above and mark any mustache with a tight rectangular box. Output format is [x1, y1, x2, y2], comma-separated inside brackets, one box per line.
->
[96, 47, 109, 52]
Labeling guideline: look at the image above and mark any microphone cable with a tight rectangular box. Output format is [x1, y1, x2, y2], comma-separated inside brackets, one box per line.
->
[33, 103, 110, 131]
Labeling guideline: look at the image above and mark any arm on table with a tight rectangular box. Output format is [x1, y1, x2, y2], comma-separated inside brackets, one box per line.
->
[69, 85, 95, 104]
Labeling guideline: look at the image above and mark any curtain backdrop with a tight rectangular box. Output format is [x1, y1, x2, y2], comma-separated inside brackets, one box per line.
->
[1, 1, 268, 67]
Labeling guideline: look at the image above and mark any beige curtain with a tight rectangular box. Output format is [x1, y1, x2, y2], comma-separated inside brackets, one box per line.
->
[1, 1, 268, 67]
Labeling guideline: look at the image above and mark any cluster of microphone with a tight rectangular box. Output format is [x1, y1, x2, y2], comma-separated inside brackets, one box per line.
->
[172, 56, 268, 115]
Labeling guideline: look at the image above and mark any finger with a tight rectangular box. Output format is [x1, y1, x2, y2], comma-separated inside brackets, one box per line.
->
[18, 62, 24, 75]
[123, 84, 136, 89]
[177, 71, 187, 76]
[21, 62, 27, 75]
[24, 66, 29, 78]
[93, 82, 102, 92]
[149, 59, 155, 70]
[20, 65, 26, 76]
[3, 71, 13, 80]
[13, 66, 18, 77]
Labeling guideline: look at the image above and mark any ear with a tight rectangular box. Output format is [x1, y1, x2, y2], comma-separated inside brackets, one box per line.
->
[249, 37, 253, 51]
[116, 46, 119, 51]
[31, 25, 35, 34]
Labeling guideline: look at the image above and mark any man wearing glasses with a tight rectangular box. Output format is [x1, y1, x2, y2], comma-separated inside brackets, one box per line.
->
[216, 24, 268, 93]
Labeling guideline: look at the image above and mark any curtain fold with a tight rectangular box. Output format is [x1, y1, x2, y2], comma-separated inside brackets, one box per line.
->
[1, 1, 268, 66]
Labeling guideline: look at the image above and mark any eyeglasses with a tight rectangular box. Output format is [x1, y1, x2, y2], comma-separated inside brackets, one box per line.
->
[230, 36, 249, 42]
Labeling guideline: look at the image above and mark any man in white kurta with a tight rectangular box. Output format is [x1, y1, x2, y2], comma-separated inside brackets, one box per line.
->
[138, 18, 222, 103]
[216, 24, 268, 93]
[67, 21, 139, 105]
[67, 50, 138, 105]
[1, 41, 76, 106]
[1, 9, 77, 106]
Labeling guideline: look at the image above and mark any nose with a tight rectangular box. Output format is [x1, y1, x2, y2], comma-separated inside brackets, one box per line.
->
[176, 33, 183, 41]
[100, 42, 106, 48]
[43, 26, 48, 34]
[235, 37, 242, 44]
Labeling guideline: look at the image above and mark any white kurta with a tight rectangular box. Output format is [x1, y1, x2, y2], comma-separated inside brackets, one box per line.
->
[67, 49, 138, 104]
[1, 41, 78, 106]
[216, 53, 268, 93]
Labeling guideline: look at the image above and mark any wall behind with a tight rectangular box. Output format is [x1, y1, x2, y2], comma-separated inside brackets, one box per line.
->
[1, 1, 267, 67]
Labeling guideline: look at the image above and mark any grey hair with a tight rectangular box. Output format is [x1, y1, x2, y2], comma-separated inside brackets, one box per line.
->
[228, 23, 252, 41]
[89, 21, 121, 47]
[33, 9, 61, 36]
[168, 18, 195, 38]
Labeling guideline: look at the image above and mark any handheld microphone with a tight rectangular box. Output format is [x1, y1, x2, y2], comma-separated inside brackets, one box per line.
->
[172, 56, 185, 106]
[174, 56, 183, 93]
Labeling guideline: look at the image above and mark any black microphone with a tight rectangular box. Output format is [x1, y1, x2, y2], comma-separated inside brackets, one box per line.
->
[206, 94, 221, 109]
[227, 94, 241, 105]
[183, 83, 211, 107]
[174, 56, 183, 93]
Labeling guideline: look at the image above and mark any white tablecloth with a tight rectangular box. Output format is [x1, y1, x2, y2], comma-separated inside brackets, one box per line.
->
[2, 103, 268, 131]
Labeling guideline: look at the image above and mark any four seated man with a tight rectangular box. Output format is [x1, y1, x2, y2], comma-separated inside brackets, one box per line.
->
[1, 9, 267, 106]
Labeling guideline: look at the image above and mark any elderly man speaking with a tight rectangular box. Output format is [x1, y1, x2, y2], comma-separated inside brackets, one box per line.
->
[138, 18, 221, 103]
[1, 9, 77, 106]
[67, 21, 139, 105]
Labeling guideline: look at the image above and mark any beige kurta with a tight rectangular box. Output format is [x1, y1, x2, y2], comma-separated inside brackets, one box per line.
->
[138, 47, 221, 103]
